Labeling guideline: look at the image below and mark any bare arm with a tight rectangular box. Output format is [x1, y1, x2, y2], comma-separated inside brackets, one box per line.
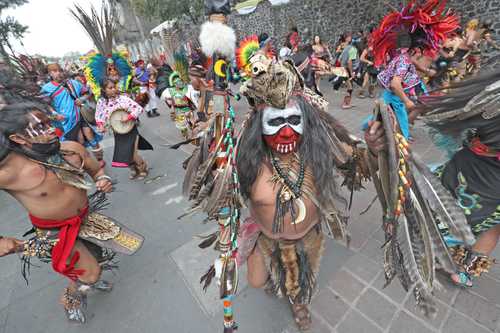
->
[390, 76, 414, 109]
[0, 237, 24, 257]
[412, 55, 435, 77]
[347, 59, 353, 76]
[466, 30, 477, 48]
[360, 49, 371, 64]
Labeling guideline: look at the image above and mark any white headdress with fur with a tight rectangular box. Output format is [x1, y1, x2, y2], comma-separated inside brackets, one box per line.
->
[199, 21, 236, 59]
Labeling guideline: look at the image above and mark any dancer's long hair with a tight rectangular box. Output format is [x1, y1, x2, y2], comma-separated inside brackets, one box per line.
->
[237, 95, 351, 209]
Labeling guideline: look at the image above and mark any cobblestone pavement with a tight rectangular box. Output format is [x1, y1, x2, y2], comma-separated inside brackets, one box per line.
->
[0, 81, 499, 333]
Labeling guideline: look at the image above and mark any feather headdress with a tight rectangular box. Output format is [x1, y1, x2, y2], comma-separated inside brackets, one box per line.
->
[163, 28, 180, 69]
[173, 49, 190, 84]
[236, 35, 260, 75]
[370, 0, 460, 66]
[71, 2, 131, 99]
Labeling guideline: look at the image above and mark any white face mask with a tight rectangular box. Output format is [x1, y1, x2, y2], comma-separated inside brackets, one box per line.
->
[262, 102, 303, 136]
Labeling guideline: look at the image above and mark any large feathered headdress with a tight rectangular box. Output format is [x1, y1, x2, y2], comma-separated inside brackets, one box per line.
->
[370, 0, 460, 66]
[70, 2, 131, 99]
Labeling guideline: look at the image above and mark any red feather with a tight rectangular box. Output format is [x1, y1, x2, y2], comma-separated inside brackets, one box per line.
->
[369, 0, 459, 66]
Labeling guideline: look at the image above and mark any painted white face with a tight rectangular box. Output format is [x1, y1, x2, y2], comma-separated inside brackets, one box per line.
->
[262, 102, 303, 136]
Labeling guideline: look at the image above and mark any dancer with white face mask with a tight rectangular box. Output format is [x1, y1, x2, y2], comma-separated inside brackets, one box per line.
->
[217, 51, 371, 331]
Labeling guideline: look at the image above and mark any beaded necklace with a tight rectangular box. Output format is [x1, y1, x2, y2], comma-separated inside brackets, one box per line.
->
[270, 152, 306, 234]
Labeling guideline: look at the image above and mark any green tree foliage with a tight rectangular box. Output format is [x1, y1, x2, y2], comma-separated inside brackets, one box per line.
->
[0, 0, 29, 62]
[131, 0, 204, 24]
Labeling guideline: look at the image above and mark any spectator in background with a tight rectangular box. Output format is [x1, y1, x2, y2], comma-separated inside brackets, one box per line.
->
[279, 40, 293, 60]
[133, 60, 159, 118]
[259, 32, 276, 59]
[287, 26, 301, 53]
[339, 33, 359, 109]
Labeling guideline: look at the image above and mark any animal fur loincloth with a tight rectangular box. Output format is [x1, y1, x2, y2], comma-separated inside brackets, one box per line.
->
[257, 225, 324, 304]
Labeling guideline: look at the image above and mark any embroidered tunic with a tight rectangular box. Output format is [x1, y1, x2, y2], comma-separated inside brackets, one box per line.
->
[378, 52, 420, 90]
[95, 95, 144, 127]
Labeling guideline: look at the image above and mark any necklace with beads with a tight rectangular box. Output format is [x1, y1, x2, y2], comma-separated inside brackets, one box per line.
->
[269, 152, 307, 234]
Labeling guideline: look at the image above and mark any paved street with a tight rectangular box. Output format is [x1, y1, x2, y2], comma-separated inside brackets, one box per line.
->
[1, 81, 499, 333]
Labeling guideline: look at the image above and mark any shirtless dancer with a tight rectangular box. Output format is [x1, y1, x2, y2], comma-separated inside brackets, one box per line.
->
[0, 74, 142, 323]
[235, 55, 370, 331]
[455, 19, 483, 78]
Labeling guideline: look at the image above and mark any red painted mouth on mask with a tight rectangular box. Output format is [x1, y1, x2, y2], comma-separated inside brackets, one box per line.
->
[263, 125, 301, 154]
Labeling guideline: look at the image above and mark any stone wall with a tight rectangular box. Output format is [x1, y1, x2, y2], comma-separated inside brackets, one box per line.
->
[130, 0, 500, 61]
[226, 0, 500, 47]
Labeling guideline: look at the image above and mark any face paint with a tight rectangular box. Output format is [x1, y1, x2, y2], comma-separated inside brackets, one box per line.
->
[31, 138, 61, 156]
[175, 79, 185, 89]
[262, 102, 303, 154]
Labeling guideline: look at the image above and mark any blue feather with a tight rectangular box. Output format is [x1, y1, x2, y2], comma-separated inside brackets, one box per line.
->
[88, 54, 106, 86]
[112, 53, 132, 77]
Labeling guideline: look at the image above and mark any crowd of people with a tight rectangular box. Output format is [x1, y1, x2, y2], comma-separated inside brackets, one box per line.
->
[0, 0, 499, 331]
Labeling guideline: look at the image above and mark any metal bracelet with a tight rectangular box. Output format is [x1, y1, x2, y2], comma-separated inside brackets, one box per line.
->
[96, 175, 112, 182]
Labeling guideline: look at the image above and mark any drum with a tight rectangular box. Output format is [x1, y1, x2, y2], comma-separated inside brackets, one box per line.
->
[80, 101, 96, 125]
[109, 109, 135, 134]
[329, 66, 349, 77]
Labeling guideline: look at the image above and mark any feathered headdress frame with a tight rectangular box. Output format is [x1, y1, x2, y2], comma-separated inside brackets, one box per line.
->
[70, 2, 114, 56]
[0, 67, 56, 162]
[83, 51, 132, 99]
[169, 71, 182, 87]
[173, 49, 190, 84]
[0, 67, 52, 114]
[370, 0, 460, 66]
[71, 2, 131, 99]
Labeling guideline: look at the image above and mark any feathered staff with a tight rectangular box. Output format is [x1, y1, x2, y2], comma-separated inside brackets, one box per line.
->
[70, 2, 131, 99]
[369, 98, 474, 317]
[370, 0, 460, 66]
[181, 1, 240, 332]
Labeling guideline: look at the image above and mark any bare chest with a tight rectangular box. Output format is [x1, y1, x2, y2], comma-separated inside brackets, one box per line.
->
[249, 161, 320, 239]
[2, 156, 87, 218]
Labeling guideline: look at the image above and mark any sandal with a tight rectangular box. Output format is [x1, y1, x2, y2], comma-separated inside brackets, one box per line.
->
[136, 161, 149, 180]
[129, 166, 139, 180]
[291, 303, 312, 331]
[451, 271, 473, 288]
[91, 280, 114, 293]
